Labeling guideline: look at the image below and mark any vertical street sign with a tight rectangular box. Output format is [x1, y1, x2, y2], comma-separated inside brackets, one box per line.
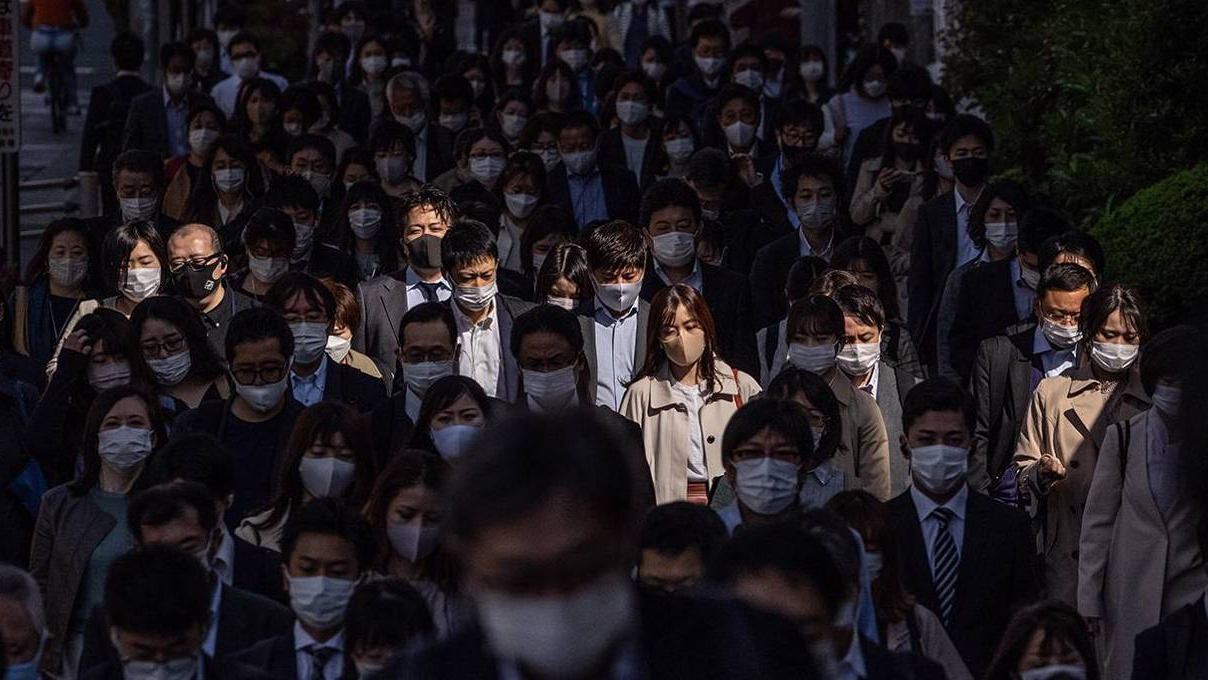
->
[0, 0, 20, 266]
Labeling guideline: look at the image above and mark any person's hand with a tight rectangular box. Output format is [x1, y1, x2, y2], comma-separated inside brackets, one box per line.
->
[1085, 617, 1101, 637]
[876, 167, 899, 191]
[62, 329, 92, 355]
[1038, 453, 1067, 484]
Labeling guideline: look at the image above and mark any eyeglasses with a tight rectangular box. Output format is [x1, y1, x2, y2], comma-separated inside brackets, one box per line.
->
[1042, 310, 1080, 324]
[169, 254, 223, 273]
[231, 364, 288, 385]
[141, 335, 186, 358]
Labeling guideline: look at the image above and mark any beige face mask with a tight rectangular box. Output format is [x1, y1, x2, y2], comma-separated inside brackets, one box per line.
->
[663, 329, 706, 367]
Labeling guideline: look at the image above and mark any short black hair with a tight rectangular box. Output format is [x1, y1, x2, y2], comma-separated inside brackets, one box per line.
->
[105, 544, 210, 635]
[833, 284, 885, 330]
[1078, 284, 1148, 353]
[225, 307, 294, 364]
[398, 301, 457, 348]
[111, 31, 146, 71]
[242, 206, 297, 251]
[689, 18, 730, 49]
[775, 98, 824, 134]
[785, 256, 829, 303]
[878, 21, 910, 46]
[779, 152, 845, 208]
[433, 73, 474, 107]
[279, 85, 322, 128]
[1036, 262, 1098, 301]
[149, 432, 235, 500]
[112, 149, 165, 189]
[730, 42, 768, 72]
[344, 580, 435, 655]
[763, 368, 842, 462]
[557, 110, 600, 143]
[369, 119, 416, 159]
[716, 83, 760, 116]
[584, 219, 648, 272]
[1038, 230, 1107, 279]
[1140, 325, 1203, 394]
[721, 399, 815, 464]
[611, 69, 657, 104]
[684, 148, 729, 190]
[639, 178, 701, 231]
[101, 219, 168, 291]
[511, 304, 584, 358]
[263, 173, 320, 213]
[1018, 206, 1071, 256]
[287, 133, 337, 170]
[440, 219, 498, 272]
[159, 41, 195, 69]
[128, 481, 219, 544]
[639, 501, 726, 563]
[280, 497, 375, 570]
[887, 64, 931, 102]
[265, 271, 337, 321]
[709, 520, 846, 618]
[445, 410, 637, 542]
[786, 294, 845, 341]
[901, 378, 975, 436]
[398, 186, 459, 230]
[227, 31, 261, 53]
[941, 113, 995, 156]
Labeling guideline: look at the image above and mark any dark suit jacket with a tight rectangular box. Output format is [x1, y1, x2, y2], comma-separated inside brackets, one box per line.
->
[223, 629, 303, 680]
[907, 192, 960, 370]
[369, 388, 416, 467]
[388, 589, 818, 680]
[579, 299, 650, 404]
[84, 212, 183, 261]
[546, 161, 641, 229]
[749, 176, 793, 235]
[665, 71, 725, 141]
[598, 125, 665, 191]
[887, 488, 1038, 677]
[949, 258, 1028, 382]
[971, 328, 1036, 490]
[232, 533, 288, 604]
[860, 635, 948, 680]
[320, 358, 387, 413]
[420, 123, 457, 184]
[122, 89, 214, 158]
[1132, 598, 1208, 680]
[351, 268, 413, 371]
[81, 583, 294, 671]
[639, 260, 759, 377]
[83, 655, 251, 680]
[79, 75, 153, 173]
[717, 208, 782, 278]
[335, 81, 372, 144]
[748, 230, 800, 330]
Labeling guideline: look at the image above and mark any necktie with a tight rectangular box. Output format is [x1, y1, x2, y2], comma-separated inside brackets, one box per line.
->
[307, 645, 336, 680]
[417, 281, 440, 303]
[930, 507, 959, 628]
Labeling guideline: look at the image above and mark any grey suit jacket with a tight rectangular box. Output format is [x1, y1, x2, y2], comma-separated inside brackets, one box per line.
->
[876, 359, 923, 496]
[353, 269, 411, 372]
[970, 328, 1036, 491]
[493, 295, 534, 402]
[122, 89, 213, 158]
[579, 300, 650, 404]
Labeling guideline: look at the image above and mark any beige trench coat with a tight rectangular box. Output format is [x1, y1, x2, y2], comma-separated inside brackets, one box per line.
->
[1013, 364, 1151, 605]
[1077, 409, 1206, 679]
[827, 370, 892, 501]
[620, 359, 761, 504]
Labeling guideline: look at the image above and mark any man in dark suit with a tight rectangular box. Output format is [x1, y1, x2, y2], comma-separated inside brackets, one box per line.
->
[749, 153, 846, 329]
[79, 32, 153, 215]
[387, 407, 819, 680]
[81, 483, 293, 670]
[949, 207, 1070, 381]
[887, 379, 1037, 678]
[597, 72, 664, 191]
[969, 263, 1095, 497]
[665, 19, 731, 139]
[1132, 591, 1208, 680]
[384, 71, 455, 183]
[519, 0, 570, 67]
[224, 499, 374, 680]
[907, 114, 995, 372]
[546, 111, 641, 229]
[354, 188, 458, 373]
[84, 151, 183, 263]
[637, 178, 758, 376]
[123, 42, 214, 159]
[682, 149, 779, 278]
[309, 32, 370, 144]
[747, 99, 826, 236]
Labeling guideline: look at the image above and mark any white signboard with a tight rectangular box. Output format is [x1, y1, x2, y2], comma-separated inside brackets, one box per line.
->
[0, 0, 18, 151]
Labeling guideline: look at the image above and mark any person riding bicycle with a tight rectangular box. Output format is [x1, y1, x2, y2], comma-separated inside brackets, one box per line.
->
[22, 0, 89, 112]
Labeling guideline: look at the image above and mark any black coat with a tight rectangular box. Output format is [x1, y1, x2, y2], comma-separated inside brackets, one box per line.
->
[335, 81, 372, 144]
[597, 125, 664, 191]
[950, 257, 1029, 382]
[748, 230, 800, 330]
[717, 208, 781, 278]
[320, 358, 387, 413]
[546, 161, 641, 229]
[122, 89, 215, 158]
[887, 488, 1038, 677]
[83, 655, 257, 680]
[1132, 599, 1208, 680]
[971, 328, 1037, 488]
[223, 629, 309, 680]
[352, 268, 413, 371]
[907, 192, 960, 370]
[639, 260, 759, 377]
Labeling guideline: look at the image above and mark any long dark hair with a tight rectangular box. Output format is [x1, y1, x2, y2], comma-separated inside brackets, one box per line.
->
[406, 376, 492, 454]
[764, 367, 843, 463]
[69, 384, 169, 496]
[634, 284, 721, 393]
[831, 236, 901, 322]
[826, 490, 914, 628]
[534, 240, 591, 305]
[183, 134, 266, 225]
[1077, 284, 1148, 356]
[966, 179, 1031, 252]
[363, 449, 450, 572]
[983, 601, 1101, 680]
[24, 218, 97, 287]
[129, 296, 226, 383]
[332, 180, 399, 272]
[875, 107, 931, 171]
[101, 220, 168, 293]
[248, 402, 377, 533]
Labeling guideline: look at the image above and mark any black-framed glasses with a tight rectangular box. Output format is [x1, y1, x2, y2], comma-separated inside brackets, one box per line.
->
[231, 364, 288, 385]
[141, 335, 186, 357]
[169, 253, 223, 273]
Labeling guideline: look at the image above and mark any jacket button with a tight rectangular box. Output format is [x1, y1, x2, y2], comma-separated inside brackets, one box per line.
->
[1070, 460, 1080, 469]
[706, 435, 716, 444]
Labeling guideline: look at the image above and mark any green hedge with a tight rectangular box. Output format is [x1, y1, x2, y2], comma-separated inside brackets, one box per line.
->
[1090, 163, 1208, 327]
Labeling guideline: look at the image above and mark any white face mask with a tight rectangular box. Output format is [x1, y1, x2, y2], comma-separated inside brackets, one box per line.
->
[615, 100, 649, 126]
[88, 361, 132, 391]
[119, 196, 159, 222]
[501, 113, 528, 139]
[301, 171, 331, 198]
[910, 445, 969, 495]
[694, 56, 725, 79]
[469, 156, 506, 185]
[122, 268, 161, 302]
[734, 457, 801, 515]
[97, 425, 154, 471]
[532, 252, 548, 273]
[165, 72, 188, 95]
[289, 321, 329, 365]
[537, 147, 561, 171]
[288, 575, 357, 630]
[195, 48, 214, 67]
[890, 46, 908, 64]
[799, 60, 824, 82]
[348, 208, 382, 240]
[652, 232, 696, 268]
[402, 360, 455, 397]
[431, 423, 481, 461]
[439, 113, 468, 133]
[836, 342, 880, 377]
[723, 120, 757, 149]
[558, 49, 588, 73]
[935, 155, 954, 180]
[501, 48, 527, 66]
[862, 78, 887, 98]
[455, 280, 497, 312]
[864, 550, 883, 582]
[293, 222, 316, 261]
[298, 455, 356, 498]
[504, 192, 539, 219]
[538, 10, 565, 30]
[561, 149, 597, 176]
[360, 55, 387, 75]
[1041, 318, 1081, 349]
[733, 69, 765, 91]
[1019, 263, 1041, 289]
[233, 55, 260, 80]
[1152, 384, 1181, 415]
[395, 111, 427, 133]
[121, 656, 198, 680]
[642, 61, 667, 81]
[594, 278, 642, 313]
[797, 196, 837, 231]
[376, 156, 408, 184]
[188, 128, 219, 155]
[1091, 341, 1139, 373]
[665, 137, 695, 163]
[387, 522, 439, 562]
[476, 573, 635, 680]
[248, 255, 289, 284]
[1019, 665, 1087, 680]
[523, 366, 577, 411]
[325, 335, 352, 363]
[213, 167, 245, 193]
[983, 221, 1017, 250]
[234, 372, 291, 412]
[48, 256, 88, 288]
[216, 29, 236, 48]
[148, 351, 192, 386]
[788, 342, 836, 374]
[546, 296, 576, 310]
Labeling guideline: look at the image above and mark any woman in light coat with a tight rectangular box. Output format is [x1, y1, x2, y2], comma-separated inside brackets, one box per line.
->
[1078, 326, 1206, 679]
[1014, 285, 1152, 606]
[849, 107, 930, 250]
[621, 284, 761, 505]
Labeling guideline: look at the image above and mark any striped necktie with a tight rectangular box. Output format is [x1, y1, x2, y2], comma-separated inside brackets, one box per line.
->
[930, 506, 959, 627]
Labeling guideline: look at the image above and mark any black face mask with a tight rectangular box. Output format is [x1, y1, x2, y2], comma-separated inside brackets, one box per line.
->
[893, 141, 921, 163]
[172, 257, 225, 299]
[405, 234, 443, 270]
[951, 156, 989, 187]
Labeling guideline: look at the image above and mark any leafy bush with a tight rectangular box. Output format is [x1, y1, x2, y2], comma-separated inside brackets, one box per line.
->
[1090, 163, 1208, 327]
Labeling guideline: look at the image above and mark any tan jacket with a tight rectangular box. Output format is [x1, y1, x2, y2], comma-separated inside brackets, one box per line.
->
[827, 370, 892, 500]
[849, 157, 926, 250]
[343, 348, 383, 379]
[620, 359, 761, 504]
[1077, 409, 1206, 679]
[162, 164, 193, 221]
[1013, 364, 1151, 605]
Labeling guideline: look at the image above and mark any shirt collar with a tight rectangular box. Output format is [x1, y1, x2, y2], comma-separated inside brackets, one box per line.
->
[809, 458, 840, 485]
[212, 525, 236, 585]
[1032, 324, 1055, 355]
[910, 483, 969, 524]
[293, 621, 345, 652]
[404, 267, 449, 289]
[837, 633, 867, 679]
[452, 298, 498, 331]
[116, 69, 142, 78]
[653, 258, 702, 288]
[293, 355, 329, 385]
[593, 296, 640, 322]
[953, 186, 982, 215]
[799, 228, 834, 260]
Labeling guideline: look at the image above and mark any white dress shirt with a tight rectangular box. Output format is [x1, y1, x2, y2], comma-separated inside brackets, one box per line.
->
[910, 483, 969, 578]
[293, 622, 345, 680]
[798, 227, 835, 260]
[833, 632, 868, 680]
[405, 385, 423, 423]
[453, 301, 501, 397]
[857, 361, 881, 398]
[593, 297, 641, 411]
[953, 189, 982, 268]
[654, 258, 704, 294]
[1032, 326, 1078, 378]
[211, 70, 289, 116]
[621, 132, 648, 181]
[1008, 258, 1036, 322]
[202, 579, 223, 658]
[404, 267, 452, 308]
[216, 199, 244, 226]
[670, 380, 708, 482]
[291, 355, 329, 406]
[212, 526, 236, 587]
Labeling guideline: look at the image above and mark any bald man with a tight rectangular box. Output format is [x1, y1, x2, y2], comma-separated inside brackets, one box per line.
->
[168, 223, 254, 356]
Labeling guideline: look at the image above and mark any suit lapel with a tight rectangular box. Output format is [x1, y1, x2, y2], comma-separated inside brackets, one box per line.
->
[497, 298, 517, 401]
[893, 494, 937, 606]
[940, 192, 959, 271]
